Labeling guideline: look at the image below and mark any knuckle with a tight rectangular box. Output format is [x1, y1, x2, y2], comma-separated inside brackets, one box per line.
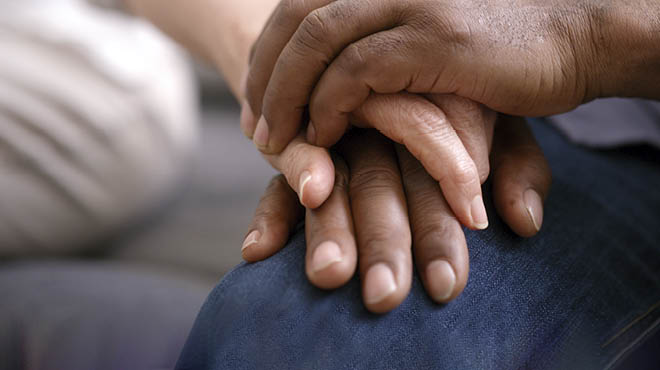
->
[336, 43, 367, 75]
[441, 160, 479, 188]
[406, 105, 446, 136]
[409, 7, 471, 50]
[291, 11, 332, 60]
[455, 163, 479, 186]
[360, 227, 411, 257]
[400, 159, 428, 184]
[414, 216, 462, 250]
[278, 0, 308, 20]
[254, 205, 282, 223]
[349, 166, 402, 195]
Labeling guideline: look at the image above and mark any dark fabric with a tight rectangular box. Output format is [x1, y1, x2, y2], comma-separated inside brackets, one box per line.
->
[177, 120, 660, 370]
[0, 261, 210, 370]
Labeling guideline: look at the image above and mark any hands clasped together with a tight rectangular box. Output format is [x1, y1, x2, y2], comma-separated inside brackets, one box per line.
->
[233, 0, 657, 313]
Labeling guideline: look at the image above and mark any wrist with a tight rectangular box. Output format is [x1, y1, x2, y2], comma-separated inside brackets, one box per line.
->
[211, 23, 259, 99]
[589, 3, 660, 100]
[210, 1, 277, 100]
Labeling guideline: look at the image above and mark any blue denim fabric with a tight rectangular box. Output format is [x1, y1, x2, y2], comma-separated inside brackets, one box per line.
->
[177, 120, 660, 370]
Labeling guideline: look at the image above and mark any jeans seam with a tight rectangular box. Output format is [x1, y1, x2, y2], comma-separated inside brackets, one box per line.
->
[604, 315, 660, 370]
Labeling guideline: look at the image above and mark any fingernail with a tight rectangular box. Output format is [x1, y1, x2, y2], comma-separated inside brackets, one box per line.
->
[242, 230, 260, 251]
[471, 195, 489, 230]
[311, 241, 343, 273]
[306, 122, 317, 145]
[523, 189, 543, 232]
[364, 263, 397, 305]
[253, 116, 269, 149]
[299, 171, 312, 205]
[240, 100, 256, 138]
[426, 260, 456, 302]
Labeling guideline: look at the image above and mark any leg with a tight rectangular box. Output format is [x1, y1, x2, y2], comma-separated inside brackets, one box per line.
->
[177, 121, 660, 370]
[0, 1, 198, 256]
[0, 260, 211, 370]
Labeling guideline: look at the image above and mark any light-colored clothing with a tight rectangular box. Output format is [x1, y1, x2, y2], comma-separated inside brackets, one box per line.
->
[0, 0, 198, 256]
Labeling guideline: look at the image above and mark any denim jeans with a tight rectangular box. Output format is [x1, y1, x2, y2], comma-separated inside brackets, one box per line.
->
[177, 120, 660, 370]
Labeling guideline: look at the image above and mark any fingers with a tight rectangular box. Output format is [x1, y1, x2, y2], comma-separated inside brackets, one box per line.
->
[249, 0, 405, 153]
[243, 0, 332, 133]
[396, 145, 469, 304]
[491, 116, 552, 238]
[350, 92, 488, 230]
[426, 95, 496, 183]
[337, 130, 413, 314]
[304, 154, 358, 290]
[242, 175, 304, 262]
[262, 132, 335, 209]
[244, 0, 334, 146]
[308, 27, 453, 148]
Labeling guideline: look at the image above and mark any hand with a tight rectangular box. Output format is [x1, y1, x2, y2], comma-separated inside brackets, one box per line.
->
[128, 0, 556, 230]
[244, 0, 660, 152]
[244, 89, 498, 230]
[243, 116, 550, 313]
[238, 0, 602, 230]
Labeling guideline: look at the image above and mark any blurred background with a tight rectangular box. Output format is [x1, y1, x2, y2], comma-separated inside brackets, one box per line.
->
[0, 1, 276, 369]
[105, 63, 275, 283]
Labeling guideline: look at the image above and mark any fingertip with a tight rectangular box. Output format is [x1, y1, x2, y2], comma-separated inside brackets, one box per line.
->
[241, 222, 291, 263]
[306, 240, 356, 290]
[306, 122, 317, 145]
[241, 229, 261, 251]
[240, 100, 257, 138]
[253, 116, 270, 150]
[415, 228, 469, 305]
[470, 195, 489, 230]
[425, 260, 456, 303]
[298, 171, 313, 205]
[298, 160, 335, 209]
[241, 228, 263, 263]
[310, 241, 343, 273]
[494, 185, 545, 238]
[363, 263, 398, 312]
[524, 188, 543, 232]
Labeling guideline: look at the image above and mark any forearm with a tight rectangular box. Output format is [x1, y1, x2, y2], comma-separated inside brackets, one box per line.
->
[124, 0, 278, 98]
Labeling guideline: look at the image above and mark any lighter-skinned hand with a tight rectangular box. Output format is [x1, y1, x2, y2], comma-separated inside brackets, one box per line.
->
[243, 89, 498, 230]
[243, 116, 550, 313]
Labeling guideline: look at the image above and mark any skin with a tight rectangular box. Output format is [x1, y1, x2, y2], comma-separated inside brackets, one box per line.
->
[245, 116, 550, 312]
[126, 0, 552, 312]
[247, 0, 660, 150]
[243, 0, 660, 221]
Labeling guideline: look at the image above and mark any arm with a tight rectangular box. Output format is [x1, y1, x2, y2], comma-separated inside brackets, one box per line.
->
[596, 1, 660, 100]
[124, 0, 278, 97]
[124, 0, 497, 231]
